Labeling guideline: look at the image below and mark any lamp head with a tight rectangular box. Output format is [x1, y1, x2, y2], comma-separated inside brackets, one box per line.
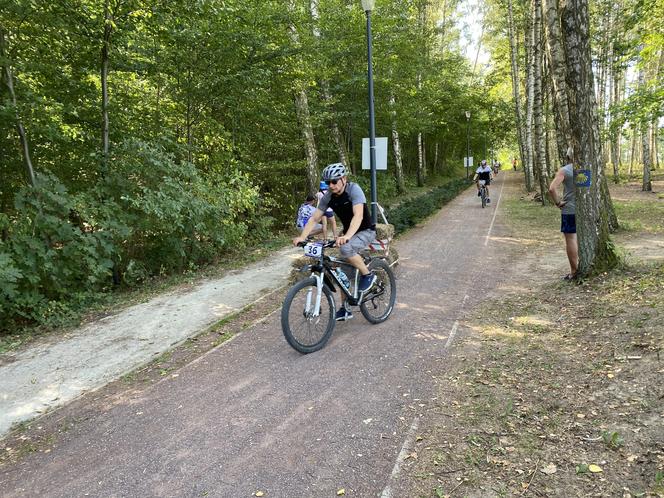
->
[361, 0, 375, 12]
[465, 110, 471, 119]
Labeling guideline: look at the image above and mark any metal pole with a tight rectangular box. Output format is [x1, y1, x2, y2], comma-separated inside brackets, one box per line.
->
[366, 10, 377, 224]
[466, 119, 470, 180]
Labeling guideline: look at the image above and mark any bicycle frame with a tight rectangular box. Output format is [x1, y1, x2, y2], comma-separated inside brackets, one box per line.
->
[298, 240, 374, 316]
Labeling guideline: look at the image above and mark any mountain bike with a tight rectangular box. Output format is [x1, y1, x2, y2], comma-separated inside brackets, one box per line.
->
[281, 239, 397, 354]
[478, 180, 488, 208]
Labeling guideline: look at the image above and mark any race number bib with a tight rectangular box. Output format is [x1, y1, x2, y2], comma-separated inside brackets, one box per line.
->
[303, 243, 322, 258]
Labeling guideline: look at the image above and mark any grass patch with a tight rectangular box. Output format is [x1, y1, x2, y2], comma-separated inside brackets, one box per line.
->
[614, 199, 664, 234]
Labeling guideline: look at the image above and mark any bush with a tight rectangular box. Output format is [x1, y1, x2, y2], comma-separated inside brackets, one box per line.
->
[0, 139, 266, 331]
[1, 173, 115, 326]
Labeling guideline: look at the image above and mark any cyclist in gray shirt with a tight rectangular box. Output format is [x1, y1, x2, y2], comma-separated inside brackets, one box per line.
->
[293, 163, 378, 320]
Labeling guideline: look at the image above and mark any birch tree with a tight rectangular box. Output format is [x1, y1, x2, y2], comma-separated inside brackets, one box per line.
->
[507, 0, 527, 173]
[532, 0, 549, 203]
[638, 64, 652, 191]
[560, 0, 619, 275]
[310, 0, 349, 168]
[543, 0, 572, 160]
[288, 0, 318, 194]
[523, 2, 536, 191]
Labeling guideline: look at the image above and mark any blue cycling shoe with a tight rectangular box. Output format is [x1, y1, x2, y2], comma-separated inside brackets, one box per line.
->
[358, 272, 377, 293]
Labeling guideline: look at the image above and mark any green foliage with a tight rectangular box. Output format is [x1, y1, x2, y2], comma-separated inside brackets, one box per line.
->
[601, 430, 624, 450]
[1, 173, 114, 326]
[0, 139, 264, 331]
[1, 0, 488, 332]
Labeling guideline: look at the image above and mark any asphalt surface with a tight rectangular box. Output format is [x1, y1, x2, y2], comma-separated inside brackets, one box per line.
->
[1, 173, 515, 497]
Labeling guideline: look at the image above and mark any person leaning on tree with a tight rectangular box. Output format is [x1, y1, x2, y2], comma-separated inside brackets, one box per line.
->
[548, 147, 578, 280]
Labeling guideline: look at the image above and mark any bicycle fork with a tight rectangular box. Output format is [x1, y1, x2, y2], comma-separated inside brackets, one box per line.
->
[305, 272, 325, 318]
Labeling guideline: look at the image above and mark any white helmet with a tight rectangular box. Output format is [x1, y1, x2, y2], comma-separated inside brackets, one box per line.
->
[322, 163, 347, 181]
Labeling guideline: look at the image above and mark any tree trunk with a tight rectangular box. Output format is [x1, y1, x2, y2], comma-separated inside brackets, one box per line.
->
[389, 93, 405, 193]
[1, 27, 36, 187]
[310, 0, 349, 168]
[101, 0, 111, 175]
[629, 128, 637, 175]
[533, 0, 549, 204]
[543, 0, 572, 159]
[610, 68, 622, 182]
[507, 0, 527, 176]
[417, 132, 425, 186]
[294, 90, 319, 195]
[288, 1, 318, 194]
[560, 0, 618, 275]
[524, 1, 536, 191]
[639, 67, 652, 191]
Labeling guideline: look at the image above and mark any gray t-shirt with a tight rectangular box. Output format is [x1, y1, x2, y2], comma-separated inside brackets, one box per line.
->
[561, 163, 576, 215]
[317, 182, 366, 212]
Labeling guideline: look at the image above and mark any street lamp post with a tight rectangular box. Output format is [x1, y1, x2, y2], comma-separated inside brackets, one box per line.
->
[362, 0, 377, 224]
[465, 110, 471, 180]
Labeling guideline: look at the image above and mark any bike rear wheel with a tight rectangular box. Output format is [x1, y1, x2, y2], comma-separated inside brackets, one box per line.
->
[281, 277, 336, 353]
[481, 188, 486, 208]
[360, 258, 396, 324]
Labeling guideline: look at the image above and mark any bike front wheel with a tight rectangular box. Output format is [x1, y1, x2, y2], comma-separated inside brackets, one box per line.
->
[481, 190, 487, 208]
[360, 258, 397, 324]
[281, 277, 336, 353]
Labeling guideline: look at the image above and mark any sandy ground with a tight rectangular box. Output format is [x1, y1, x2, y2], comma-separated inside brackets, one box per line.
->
[0, 246, 301, 436]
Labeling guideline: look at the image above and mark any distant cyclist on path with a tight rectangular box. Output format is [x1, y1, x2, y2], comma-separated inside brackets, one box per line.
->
[473, 159, 494, 203]
[293, 163, 377, 321]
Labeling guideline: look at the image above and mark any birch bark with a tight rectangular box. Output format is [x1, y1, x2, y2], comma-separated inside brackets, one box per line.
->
[638, 66, 652, 191]
[507, 0, 527, 174]
[532, 0, 549, 203]
[389, 93, 406, 193]
[543, 0, 572, 158]
[524, 2, 537, 191]
[288, 0, 318, 194]
[560, 0, 618, 275]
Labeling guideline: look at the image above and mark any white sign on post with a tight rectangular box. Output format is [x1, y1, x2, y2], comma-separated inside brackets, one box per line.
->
[464, 156, 474, 168]
[362, 137, 388, 170]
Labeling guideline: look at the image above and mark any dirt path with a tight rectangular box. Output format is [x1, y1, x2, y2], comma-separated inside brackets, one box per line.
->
[0, 246, 301, 437]
[0, 173, 520, 497]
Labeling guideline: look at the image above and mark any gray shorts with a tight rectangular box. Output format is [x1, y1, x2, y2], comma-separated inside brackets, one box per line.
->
[339, 229, 376, 258]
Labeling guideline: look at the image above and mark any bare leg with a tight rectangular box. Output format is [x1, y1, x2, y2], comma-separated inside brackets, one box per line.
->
[346, 254, 370, 276]
[321, 218, 328, 239]
[564, 233, 578, 276]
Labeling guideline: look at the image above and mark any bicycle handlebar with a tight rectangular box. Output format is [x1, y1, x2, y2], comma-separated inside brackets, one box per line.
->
[297, 239, 336, 249]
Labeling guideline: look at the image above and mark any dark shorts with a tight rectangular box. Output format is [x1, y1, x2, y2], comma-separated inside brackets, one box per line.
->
[561, 214, 576, 234]
[323, 210, 334, 219]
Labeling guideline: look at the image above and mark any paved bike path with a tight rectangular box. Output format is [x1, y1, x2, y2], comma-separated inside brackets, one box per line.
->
[1, 173, 518, 497]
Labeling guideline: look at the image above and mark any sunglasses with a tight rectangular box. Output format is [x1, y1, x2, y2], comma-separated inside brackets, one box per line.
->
[325, 178, 342, 186]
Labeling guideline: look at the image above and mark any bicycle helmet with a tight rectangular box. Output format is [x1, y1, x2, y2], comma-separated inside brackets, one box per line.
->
[322, 162, 347, 181]
[319, 180, 327, 190]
